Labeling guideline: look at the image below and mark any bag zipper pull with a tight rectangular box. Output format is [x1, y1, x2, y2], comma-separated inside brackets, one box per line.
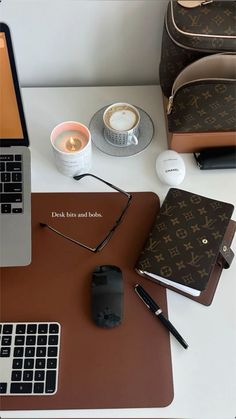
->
[167, 96, 174, 115]
[177, 1, 213, 8]
[202, 1, 213, 5]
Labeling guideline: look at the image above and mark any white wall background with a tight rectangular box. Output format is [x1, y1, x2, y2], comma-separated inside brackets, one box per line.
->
[0, 0, 168, 87]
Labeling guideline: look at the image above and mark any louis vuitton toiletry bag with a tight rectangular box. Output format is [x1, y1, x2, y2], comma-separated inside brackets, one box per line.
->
[159, 0, 236, 98]
[159, 1, 236, 152]
[167, 53, 236, 133]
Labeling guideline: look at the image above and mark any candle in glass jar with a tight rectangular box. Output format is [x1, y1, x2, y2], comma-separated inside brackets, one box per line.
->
[50, 121, 92, 177]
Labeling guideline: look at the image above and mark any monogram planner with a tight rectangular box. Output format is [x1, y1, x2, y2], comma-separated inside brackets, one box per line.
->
[136, 188, 235, 305]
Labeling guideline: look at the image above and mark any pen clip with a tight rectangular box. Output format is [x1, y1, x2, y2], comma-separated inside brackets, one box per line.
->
[134, 285, 150, 309]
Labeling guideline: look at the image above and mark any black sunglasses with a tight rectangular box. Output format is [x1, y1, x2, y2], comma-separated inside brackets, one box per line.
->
[40, 173, 132, 252]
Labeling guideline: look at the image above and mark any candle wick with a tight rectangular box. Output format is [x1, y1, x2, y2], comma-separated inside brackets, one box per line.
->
[66, 137, 81, 152]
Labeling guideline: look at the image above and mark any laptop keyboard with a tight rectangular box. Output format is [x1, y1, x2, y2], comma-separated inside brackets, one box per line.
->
[0, 154, 23, 214]
[0, 322, 61, 396]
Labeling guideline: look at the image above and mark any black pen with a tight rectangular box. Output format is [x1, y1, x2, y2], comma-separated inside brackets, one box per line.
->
[134, 284, 188, 349]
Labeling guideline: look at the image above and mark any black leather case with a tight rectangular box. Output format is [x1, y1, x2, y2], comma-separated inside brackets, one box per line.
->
[194, 146, 236, 170]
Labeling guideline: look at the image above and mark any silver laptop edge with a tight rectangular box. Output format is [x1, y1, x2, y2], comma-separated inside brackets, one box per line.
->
[0, 23, 31, 267]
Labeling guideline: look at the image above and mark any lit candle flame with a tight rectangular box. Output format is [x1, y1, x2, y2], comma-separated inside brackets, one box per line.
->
[69, 137, 76, 151]
[66, 137, 82, 152]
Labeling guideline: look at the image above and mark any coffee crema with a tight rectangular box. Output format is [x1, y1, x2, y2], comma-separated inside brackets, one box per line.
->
[104, 105, 139, 132]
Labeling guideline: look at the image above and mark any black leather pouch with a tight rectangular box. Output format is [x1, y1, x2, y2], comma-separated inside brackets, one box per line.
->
[194, 146, 236, 170]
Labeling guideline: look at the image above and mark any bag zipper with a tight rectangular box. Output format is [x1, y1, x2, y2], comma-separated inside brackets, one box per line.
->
[177, 1, 213, 8]
[165, 19, 235, 54]
[167, 77, 234, 115]
[170, 1, 235, 40]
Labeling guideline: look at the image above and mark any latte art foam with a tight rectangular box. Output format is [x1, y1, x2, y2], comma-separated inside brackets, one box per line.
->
[105, 105, 139, 131]
[109, 109, 137, 131]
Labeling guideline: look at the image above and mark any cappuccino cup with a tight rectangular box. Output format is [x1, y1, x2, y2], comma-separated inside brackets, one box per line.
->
[103, 103, 140, 147]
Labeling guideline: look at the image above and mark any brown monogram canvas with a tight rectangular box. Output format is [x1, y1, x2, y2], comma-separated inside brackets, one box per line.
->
[160, 25, 205, 97]
[169, 1, 236, 50]
[168, 81, 236, 132]
[160, 0, 236, 97]
[136, 188, 234, 293]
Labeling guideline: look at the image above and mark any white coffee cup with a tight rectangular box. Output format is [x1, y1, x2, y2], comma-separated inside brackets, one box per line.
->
[103, 103, 140, 147]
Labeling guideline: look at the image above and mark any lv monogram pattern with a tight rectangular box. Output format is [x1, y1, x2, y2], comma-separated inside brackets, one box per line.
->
[169, 1, 236, 51]
[160, 26, 205, 97]
[160, 1, 236, 97]
[168, 81, 236, 132]
[137, 189, 233, 292]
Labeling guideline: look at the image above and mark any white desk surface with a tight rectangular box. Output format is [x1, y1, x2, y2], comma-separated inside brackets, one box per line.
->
[2, 86, 236, 419]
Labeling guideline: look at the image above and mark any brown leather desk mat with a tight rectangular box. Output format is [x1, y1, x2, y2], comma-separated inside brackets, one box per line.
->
[0, 192, 174, 410]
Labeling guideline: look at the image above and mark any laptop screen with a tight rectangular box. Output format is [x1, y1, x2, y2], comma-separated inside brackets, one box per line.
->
[0, 24, 29, 146]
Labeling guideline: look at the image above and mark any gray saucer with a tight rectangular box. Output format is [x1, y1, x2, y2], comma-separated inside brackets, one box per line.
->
[89, 105, 155, 157]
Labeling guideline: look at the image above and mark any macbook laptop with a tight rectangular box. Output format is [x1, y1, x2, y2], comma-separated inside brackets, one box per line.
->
[0, 22, 31, 267]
